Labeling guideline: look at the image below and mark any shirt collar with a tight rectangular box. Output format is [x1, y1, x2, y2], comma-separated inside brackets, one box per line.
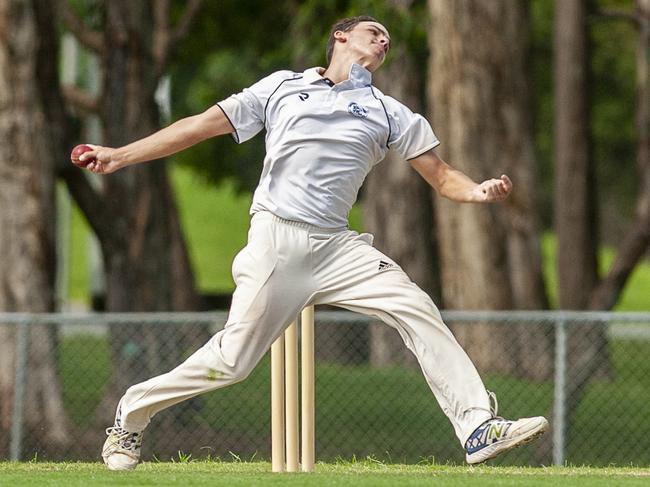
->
[302, 63, 372, 89]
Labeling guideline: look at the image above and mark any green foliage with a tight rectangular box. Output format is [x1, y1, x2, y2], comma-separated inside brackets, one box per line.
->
[590, 0, 638, 221]
[171, 166, 251, 292]
[64, 0, 645, 307]
[68, 196, 91, 302]
[529, 0, 555, 227]
[169, 0, 297, 191]
[530, 0, 639, 229]
[570, 339, 650, 465]
[168, 0, 428, 191]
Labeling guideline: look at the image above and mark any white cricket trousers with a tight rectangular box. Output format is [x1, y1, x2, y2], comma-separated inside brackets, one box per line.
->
[118, 211, 492, 445]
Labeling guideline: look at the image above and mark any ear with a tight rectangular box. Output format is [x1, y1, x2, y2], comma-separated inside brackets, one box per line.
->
[333, 30, 348, 43]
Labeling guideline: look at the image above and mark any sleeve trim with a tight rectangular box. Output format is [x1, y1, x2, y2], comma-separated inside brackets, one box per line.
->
[405, 140, 440, 161]
[216, 102, 240, 144]
[263, 75, 303, 124]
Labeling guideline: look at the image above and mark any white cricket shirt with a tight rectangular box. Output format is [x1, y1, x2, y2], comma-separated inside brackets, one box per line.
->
[217, 63, 440, 228]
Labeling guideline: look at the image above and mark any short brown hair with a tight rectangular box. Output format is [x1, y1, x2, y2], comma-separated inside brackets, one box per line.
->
[326, 16, 379, 65]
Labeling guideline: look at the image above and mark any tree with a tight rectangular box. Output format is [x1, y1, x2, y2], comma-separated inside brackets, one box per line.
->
[546, 0, 649, 462]
[588, 0, 650, 310]
[554, 0, 599, 310]
[0, 0, 70, 458]
[53, 0, 207, 453]
[363, 0, 438, 368]
[168, 0, 300, 192]
[427, 0, 550, 377]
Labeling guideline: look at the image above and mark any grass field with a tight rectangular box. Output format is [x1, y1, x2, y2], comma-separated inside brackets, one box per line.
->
[55, 332, 650, 466]
[2, 462, 650, 487]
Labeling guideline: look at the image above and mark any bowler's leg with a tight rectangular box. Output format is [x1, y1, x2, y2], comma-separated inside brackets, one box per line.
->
[320, 260, 493, 444]
[314, 232, 547, 461]
[103, 215, 315, 469]
[119, 216, 314, 431]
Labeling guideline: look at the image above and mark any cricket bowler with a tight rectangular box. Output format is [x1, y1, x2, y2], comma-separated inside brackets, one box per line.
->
[76, 16, 549, 471]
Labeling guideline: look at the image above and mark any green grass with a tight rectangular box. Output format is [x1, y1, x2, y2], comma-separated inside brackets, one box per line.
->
[1, 462, 650, 487]
[541, 233, 650, 310]
[68, 197, 92, 302]
[58, 335, 111, 426]
[171, 170, 252, 292]
[57, 333, 650, 466]
[67, 168, 253, 300]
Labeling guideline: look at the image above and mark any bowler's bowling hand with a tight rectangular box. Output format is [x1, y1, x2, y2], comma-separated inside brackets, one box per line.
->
[81, 145, 122, 174]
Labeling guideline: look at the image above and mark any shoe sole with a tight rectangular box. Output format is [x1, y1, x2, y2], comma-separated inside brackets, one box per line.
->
[466, 418, 549, 465]
[102, 451, 140, 471]
[105, 460, 138, 471]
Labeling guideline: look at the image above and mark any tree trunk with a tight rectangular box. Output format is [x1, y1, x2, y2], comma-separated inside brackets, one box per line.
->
[553, 0, 610, 384]
[554, 0, 599, 309]
[539, 0, 614, 464]
[497, 2, 552, 380]
[427, 0, 550, 378]
[0, 0, 70, 458]
[97, 3, 204, 436]
[54, 1, 206, 450]
[364, 0, 438, 369]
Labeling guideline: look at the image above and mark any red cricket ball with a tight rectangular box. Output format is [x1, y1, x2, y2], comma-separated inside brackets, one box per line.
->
[70, 144, 95, 168]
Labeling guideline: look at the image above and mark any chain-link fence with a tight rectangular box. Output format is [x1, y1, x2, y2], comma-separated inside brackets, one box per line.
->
[1, 310, 649, 466]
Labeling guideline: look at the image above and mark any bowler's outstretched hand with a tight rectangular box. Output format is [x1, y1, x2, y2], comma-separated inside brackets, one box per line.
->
[79, 145, 121, 174]
[471, 175, 512, 202]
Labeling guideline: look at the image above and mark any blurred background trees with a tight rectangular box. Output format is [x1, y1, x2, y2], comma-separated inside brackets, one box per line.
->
[0, 0, 647, 457]
[0, 0, 70, 457]
[428, 0, 549, 378]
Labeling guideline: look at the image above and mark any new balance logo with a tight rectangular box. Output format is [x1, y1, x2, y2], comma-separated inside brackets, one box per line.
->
[487, 423, 506, 440]
[378, 260, 394, 271]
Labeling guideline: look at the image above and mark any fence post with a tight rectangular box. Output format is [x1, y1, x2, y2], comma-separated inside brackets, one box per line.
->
[552, 317, 567, 466]
[10, 319, 30, 461]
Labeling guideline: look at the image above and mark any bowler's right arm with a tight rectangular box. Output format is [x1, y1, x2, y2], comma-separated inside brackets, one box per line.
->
[79, 105, 235, 174]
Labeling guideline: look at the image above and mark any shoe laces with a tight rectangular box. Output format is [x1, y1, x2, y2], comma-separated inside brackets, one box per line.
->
[106, 426, 142, 451]
[488, 390, 500, 418]
[466, 390, 501, 420]
[464, 391, 509, 452]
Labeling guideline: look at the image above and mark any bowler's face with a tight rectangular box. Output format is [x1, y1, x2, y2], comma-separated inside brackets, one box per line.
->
[344, 21, 391, 71]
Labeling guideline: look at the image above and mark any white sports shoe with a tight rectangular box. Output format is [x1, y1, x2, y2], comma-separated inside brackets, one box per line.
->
[102, 405, 143, 471]
[102, 426, 143, 470]
[465, 415, 549, 464]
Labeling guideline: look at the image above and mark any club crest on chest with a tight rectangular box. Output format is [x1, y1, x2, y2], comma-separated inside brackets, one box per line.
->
[348, 102, 369, 119]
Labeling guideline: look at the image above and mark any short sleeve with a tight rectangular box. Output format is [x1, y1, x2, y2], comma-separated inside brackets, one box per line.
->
[385, 97, 440, 160]
[217, 70, 297, 144]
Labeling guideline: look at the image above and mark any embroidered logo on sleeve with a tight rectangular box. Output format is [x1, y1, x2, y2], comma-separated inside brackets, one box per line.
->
[378, 260, 394, 271]
[298, 92, 310, 101]
[348, 102, 369, 118]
